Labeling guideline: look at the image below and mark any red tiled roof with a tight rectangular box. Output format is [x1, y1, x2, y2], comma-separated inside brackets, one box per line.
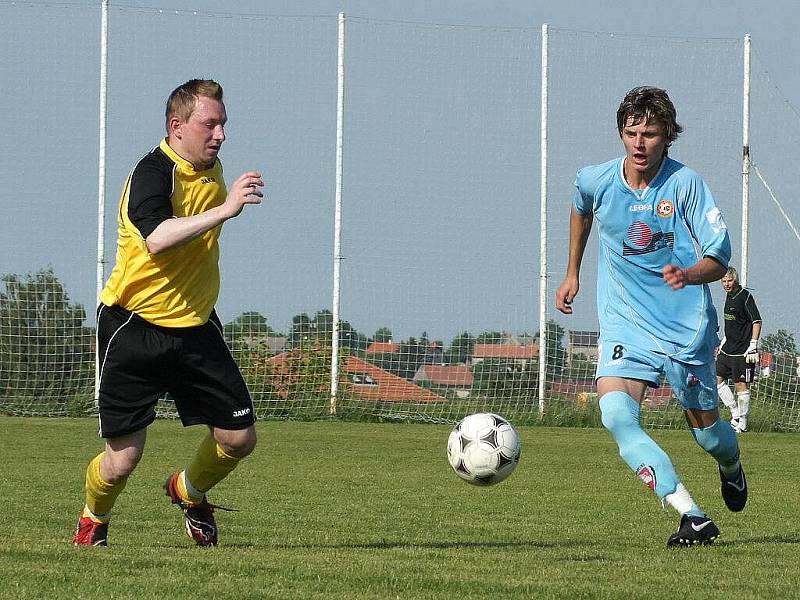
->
[266, 351, 446, 403]
[473, 344, 539, 359]
[413, 364, 474, 387]
[345, 356, 446, 403]
[366, 341, 400, 354]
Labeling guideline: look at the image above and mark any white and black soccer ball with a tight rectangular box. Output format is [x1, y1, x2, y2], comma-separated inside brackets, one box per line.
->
[447, 412, 521, 486]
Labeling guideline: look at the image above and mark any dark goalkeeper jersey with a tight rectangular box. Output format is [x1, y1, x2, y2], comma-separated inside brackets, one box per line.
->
[720, 287, 762, 355]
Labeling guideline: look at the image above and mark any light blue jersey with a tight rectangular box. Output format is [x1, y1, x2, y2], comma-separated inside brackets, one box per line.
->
[575, 156, 731, 367]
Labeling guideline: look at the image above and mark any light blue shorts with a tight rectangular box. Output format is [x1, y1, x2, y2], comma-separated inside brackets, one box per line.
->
[595, 338, 718, 411]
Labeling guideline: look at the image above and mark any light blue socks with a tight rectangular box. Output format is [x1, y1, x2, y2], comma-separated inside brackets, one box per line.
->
[691, 418, 741, 476]
[600, 391, 681, 499]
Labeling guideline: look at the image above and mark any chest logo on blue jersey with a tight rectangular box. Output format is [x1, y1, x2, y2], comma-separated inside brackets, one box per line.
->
[623, 220, 674, 256]
[656, 199, 674, 217]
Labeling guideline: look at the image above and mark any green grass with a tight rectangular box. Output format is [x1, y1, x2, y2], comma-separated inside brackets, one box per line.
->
[1, 418, 799, 599]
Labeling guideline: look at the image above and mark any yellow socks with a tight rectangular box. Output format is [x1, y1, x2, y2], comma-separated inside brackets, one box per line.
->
[81, 435, 239, 519]
[83, 452, 128, 523]
[181, 433, 241, 503]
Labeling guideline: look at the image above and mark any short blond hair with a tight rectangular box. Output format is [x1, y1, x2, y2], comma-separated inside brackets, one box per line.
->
[724, 267, 739, 282]
[165, 79, 223, 132]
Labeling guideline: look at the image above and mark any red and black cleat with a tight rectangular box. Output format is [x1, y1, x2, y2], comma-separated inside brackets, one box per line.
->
[164, 472, 234, 547]
[73, 516, 109, 547]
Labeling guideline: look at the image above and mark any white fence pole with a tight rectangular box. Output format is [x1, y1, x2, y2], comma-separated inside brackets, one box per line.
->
[538, 23, 549, 416]
[740, 33, 751, 286]
[330, 12, 346, 415]
[95, 0, 109, 404]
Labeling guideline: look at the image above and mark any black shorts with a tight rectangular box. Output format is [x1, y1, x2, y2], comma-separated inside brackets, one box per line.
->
[96, 304, 255, 438]
[716, 352, 756, 385]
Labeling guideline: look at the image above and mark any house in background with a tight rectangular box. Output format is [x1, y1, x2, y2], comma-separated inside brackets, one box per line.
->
[413, 364, 474, 398]
[567, 330, 600, 364]
[471, 342, 539, 367]
[515, 333, 538, 347]
[267, 352, 446, 403]
[264, 335, 288, 354]
[423, 341, 444, 364]
[235, 334, 287, 354]
[365, 341, 400, 355]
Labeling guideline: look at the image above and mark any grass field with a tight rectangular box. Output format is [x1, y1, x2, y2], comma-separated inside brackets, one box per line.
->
[1, 417, 799, 599]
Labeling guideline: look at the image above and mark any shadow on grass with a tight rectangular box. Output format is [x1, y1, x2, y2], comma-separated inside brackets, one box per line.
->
[154, 540, 560, 552]
[154, 541, 256, 549]
[717, 535, 800, 546]
[275, 539, 563, 551]
[160, 535, 800, 551]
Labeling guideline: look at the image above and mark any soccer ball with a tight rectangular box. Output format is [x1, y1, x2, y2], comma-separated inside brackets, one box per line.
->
[447, 412, 521, 486]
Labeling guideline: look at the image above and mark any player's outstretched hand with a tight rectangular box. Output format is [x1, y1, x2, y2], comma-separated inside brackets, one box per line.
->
[556, 277, 579, 314]
[223, 171, 264, 219]
[662, 264, 687, 290]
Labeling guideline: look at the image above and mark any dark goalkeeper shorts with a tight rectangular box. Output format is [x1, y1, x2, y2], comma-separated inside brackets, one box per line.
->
[716, 351, 756, 385]
[96, 304, 255, 438]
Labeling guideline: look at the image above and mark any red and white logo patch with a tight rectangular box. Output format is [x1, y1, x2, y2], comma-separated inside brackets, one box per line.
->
[656, 199, 674, 217]
[627, 220, 653, 248]
[637, 465, 657, 491]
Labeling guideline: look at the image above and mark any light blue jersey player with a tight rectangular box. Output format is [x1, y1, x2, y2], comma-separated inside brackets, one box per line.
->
[556, 87, 747, 548]
[578, 155, 729, 376]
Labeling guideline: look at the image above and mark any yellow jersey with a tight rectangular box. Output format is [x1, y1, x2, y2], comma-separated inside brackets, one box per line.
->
[100, 139, 227, 327]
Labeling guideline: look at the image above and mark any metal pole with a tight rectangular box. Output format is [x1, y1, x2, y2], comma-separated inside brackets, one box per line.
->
[330, 12, 346, 415]
[538, 23, 549, 416]
[741, 33, 751, 286]
[95, 0, 109, 404]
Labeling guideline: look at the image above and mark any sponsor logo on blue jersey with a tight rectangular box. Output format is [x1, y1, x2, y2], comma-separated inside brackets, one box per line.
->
[623, 220, 674, 255]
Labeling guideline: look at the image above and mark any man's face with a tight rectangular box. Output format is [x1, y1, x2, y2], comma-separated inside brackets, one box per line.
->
[171, 96, 227, 170]
[721, 274, 738, 293]
[620, 117, 668, 178]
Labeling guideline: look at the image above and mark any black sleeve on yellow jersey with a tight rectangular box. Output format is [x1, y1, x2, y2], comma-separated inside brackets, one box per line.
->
[127, 148, 175, 240]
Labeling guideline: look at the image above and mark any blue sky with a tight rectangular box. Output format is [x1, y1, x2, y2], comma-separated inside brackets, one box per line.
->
[103, 0, 800, 106]
[2, 0, 797, 343]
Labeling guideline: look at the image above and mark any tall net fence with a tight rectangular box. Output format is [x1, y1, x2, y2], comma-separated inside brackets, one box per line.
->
[0, 4, 98, 415]
[102, 8, 338, 420]
[745, 52, 800, 430]
[1, 6, 798, 430]
[334, 19, 540, 423]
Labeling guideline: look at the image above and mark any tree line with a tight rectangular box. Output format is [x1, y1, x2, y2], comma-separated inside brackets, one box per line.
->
[1, 269, 798, 412]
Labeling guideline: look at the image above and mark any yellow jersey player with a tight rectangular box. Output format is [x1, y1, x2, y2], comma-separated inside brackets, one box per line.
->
[73, 79, 263, 547]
